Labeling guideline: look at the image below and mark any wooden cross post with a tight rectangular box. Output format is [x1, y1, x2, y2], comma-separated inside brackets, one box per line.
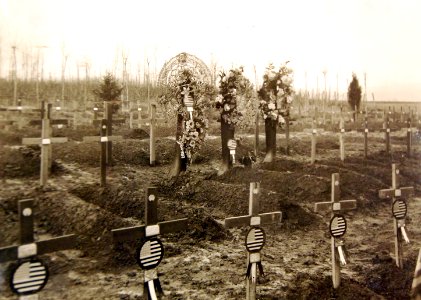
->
[357, 116, 370, 159]
[22, 103, 68, 187]
[311, 118, 317, 164]
[139, 103, 163, 167]
[92, 106, 100, 122]
[412, 248, 421, 299]
[112, 187, 188, 300]
[224, 182, 282, 300]
[382, 113, 391, 154]
[314, 173, 357, 289]
[378, 164, 414, 268]
[91, 102, 126, 165]
[363, 116, 369, 158]
[0, 199, 76, 299]
[339, 118, 345, 162]
[105, 102, 114, 165]
[83, 119, 122, 186]
[407, 117, 412, 157]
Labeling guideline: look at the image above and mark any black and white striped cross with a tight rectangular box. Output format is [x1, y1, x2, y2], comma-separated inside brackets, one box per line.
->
[223, 182, 282, 300]
[83, 119, 123, 186]
[378, 164, 414, 268]
[314, 173, 357, 289]
[111, 187, 188, 300]
[0, 199, 77, 299]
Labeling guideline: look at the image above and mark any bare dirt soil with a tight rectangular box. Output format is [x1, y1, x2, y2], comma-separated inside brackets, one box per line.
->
[1, 125, 420, 299]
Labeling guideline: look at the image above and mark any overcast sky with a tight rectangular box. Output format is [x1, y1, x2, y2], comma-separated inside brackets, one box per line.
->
[1, 0, 420, 101]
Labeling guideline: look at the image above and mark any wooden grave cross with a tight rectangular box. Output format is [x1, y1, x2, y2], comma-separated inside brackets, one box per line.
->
[363, 116, 369, 158]
[381, 113, 392, 154]
[138, 103, 165, 166]
[338, 118, 347, 162]
[83, 119, 122, 186]
[224, 182, 282, 300]
[128, 103, 143, 129]
[314, 173, 357, 289]
[111, 187, 188, 300]
[22, 103, 68, 187]
[378, 163, 414, 268]
[92, 102, 125, 164]
[30, 102, 70, 128]
[0, 199, 77, 299]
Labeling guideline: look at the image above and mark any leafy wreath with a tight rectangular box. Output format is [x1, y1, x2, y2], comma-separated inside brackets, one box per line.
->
[159, 69, 215, 160]
[258, 62, 294, 126]
[215, 67, 254, 129]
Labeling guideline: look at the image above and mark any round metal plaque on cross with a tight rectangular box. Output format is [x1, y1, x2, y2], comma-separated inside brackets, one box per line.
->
[245, 227, 266, 253]
[392, 199, 407, 220]
[136, 238, 165, 270]
[329, 215, 347, 238]
[227, 139, 237, 151]
[10, 259, 49, 295]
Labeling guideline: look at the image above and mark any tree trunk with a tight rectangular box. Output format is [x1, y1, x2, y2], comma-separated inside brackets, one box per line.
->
[221, 119, 235, 172]
[264, 119, 277, 162]
[170, 113, 188, 177]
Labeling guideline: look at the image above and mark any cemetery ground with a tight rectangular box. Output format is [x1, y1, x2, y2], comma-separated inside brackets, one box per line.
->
[1, 123, 421, 299]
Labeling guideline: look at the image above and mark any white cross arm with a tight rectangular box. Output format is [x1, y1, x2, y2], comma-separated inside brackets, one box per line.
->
[379, 187, 414, 199]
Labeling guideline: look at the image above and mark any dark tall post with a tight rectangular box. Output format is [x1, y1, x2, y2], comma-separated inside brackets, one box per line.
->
[364, 116, 369, 159]
[100, 119, 107, 187]
[20, 199, 34, 245]
[105, 102, 113, 165]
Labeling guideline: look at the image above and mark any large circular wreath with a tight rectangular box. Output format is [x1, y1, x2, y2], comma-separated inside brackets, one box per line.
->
[159, 69, 214, 160]
[215, 67, 254, 128]
[258, 62, 294, 125]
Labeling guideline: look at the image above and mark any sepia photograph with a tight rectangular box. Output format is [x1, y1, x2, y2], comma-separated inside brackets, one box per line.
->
[0, 0, 420, 299]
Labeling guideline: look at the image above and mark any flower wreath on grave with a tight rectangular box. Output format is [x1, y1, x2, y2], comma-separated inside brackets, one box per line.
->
[258, 62, 294, 126]
[159, 69, 215, 160]
[215, 67, 255, 129]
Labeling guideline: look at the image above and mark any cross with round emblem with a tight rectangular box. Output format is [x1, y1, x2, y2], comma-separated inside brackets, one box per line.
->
[0, 199, 77, 299]
[378, 164, 414, 268]
[314, 173, 357, 289]
[223, 182, 282, 300]
[112, 187, 188, 300]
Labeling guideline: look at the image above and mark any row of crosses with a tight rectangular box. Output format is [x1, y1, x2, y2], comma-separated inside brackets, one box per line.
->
[0, 165, 415, 299]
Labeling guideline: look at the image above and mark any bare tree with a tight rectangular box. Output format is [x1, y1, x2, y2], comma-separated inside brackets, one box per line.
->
[61, 45, 68, 107]
[11, 45, 17, 106]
